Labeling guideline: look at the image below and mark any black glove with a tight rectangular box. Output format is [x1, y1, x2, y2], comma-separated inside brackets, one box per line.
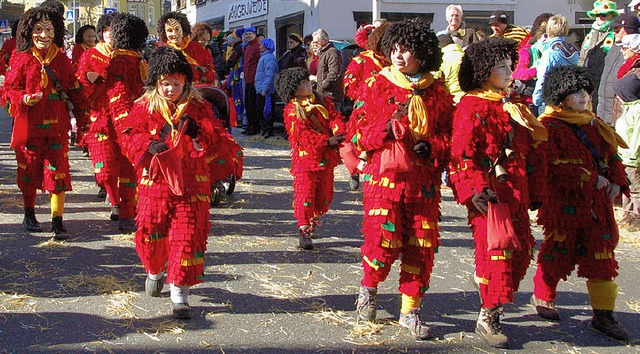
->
[178, 115, 200, 139]
[328, 133, 345, 148]
[471, 188, 497, 214]
[148, 140, 168, 155]
[413, 141, 431, 158]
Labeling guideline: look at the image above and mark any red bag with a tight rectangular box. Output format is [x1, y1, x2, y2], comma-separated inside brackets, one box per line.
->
[149, 127, 186, 196]
[379, 120, 412, 174]
[486, 202, 521, 251]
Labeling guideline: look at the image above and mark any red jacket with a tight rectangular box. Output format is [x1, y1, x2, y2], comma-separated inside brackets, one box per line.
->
[243, 39, 261, 84]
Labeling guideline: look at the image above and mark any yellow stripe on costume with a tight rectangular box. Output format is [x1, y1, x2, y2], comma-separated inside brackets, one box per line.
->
[181, 257, 205, 266]
[368, 208, 389, 216]
[381, 237, 402, 248]
[114, 112, 128, 121]
[110, 94, 121, 103]
[421, 220, 437, 230]
[408, 236, 432, 248]
[401, 264, 421, 275]
[363, 255, 380, 270]
[490, 250, 513, 260]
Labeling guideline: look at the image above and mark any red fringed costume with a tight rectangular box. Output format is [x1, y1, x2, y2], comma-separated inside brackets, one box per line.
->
[0, 37, 16, 76]
[77, 44, 137, 219]
[120, 97, 223, 286]
[530, 109, 629, 302]
[284, 94, 346, 228]
[163, 40, 216, 85]
[71, 43, 90, 70]
[449, 94, 538, 308]
[357, 73, 454, 298]
[2, 45, 82, 199]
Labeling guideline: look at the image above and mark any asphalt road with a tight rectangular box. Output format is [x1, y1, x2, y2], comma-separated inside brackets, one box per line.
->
[0, 107, 639, 353]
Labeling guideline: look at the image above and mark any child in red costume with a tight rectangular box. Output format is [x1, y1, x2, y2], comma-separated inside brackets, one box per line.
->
[118, 46, 223, 319]
[529, 65, 629, 341]
[448, 37, 547, 348]
[274, 67, 346, 250]
[158, 12, 216, 85]
[2, 7, 84, 240]
[354, 18, 454, 340]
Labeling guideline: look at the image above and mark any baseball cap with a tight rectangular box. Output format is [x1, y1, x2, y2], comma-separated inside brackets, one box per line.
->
[621, 33, 640, 51]
[613, 12, 640, 33]
[489, 10, 509, 25]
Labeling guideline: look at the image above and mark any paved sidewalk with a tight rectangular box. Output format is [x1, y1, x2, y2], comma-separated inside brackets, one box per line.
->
[0, 109, 639, 353]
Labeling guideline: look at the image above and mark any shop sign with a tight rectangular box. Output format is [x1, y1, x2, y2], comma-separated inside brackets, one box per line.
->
[227, 0, 268, 22]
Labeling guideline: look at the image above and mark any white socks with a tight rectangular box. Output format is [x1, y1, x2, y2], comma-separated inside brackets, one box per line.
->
[170, 283, 190, 304]
[148, 271, 164, 280]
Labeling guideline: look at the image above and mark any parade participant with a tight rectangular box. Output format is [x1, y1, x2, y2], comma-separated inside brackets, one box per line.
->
[274, 67, 346, 250]
[354, 18, 454, 340]
[2, 7, 84, 239]
[530, 65, 629, 341]
[71, 25, 96, 69]
[0, 21, 19, 76]
[448, 37, 546, 348]
[76, 12, 137, 233]
[224, 29, 244, 125]
[117, 46, 222, 319]
[158, 12, 216, 85]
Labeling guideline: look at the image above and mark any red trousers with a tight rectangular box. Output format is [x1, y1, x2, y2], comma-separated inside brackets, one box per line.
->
[15, 136, 71, 194]
[292, 168, 335, 227]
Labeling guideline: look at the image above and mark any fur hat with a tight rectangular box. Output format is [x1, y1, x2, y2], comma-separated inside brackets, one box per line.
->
[145, 46, 194, 87]
[275, 67, 310, 102]
[542, 66, 593, 106]
[586, 1, 619, 18]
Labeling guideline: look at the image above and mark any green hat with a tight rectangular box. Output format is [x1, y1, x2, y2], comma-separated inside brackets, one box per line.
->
[586, 1, 619, 18]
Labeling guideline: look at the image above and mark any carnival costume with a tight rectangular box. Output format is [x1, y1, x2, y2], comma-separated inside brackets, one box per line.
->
[168, 37, 216, 85]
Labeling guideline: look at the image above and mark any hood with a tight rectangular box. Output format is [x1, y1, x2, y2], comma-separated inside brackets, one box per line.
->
[541, 36, 566, 50]
[261, 38, 275, 53]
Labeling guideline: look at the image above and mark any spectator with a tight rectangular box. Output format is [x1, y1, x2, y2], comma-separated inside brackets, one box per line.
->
[312, 29, 344, 111]
[437, 33, 464, 103]
[617, 34, 640, 78]
[255, 38, 278, 138]
[579, 1, 619, 111]
[241, 26, 261, 135]
[225, 29, 245, 126]
[439, 4, 479, 48]
[278, 33, 307, 71]
[304, 34, 318, 76]
[489, 10, 529, 45]
[630, 0, 640, 12]
[209, 30, 228, 81]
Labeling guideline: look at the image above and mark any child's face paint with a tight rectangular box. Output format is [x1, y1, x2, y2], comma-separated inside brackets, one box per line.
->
[484, 58, 513, 91]
[391, 44, 419, 75]
[294, 80, 313, 100]
[562, 88, 590, 112]
[158, 73, 186, 103]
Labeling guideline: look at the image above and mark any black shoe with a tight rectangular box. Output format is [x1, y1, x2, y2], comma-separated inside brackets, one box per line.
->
[172, 303, 192, 319]
[97, 187, 107, 200]
[349, 173, 360, 191]
[51, 216, 69, 240]
[145, 275, 165, 297]
[118, 217, 137, 234]
[110, 205, 120, 221]
[23, 208, 43, 232]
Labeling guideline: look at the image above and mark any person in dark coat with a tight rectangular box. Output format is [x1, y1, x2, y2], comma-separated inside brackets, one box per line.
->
[278, 33, 307, 71]
[312, 28, 344, 111]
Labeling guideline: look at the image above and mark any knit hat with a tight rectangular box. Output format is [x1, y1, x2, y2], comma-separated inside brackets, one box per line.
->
[621, 33, 640, 51]
[489, 10, 509, 25]
[542, 66, 594, 106]
[613, 13, 640, 34]
[145, 46, 193, 87]
[586, 1, 619, 18]
[244, 26, 256, 34]
[261, 38, 275, 53]
[614, 72, 640, 102]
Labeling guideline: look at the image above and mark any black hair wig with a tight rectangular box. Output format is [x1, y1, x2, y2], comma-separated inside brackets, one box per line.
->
[366, 22, 390, 54]
[111, 13, 148, 51]
[542, 65, 593, 106]
[39, 0, 64, 15]
[96, 12, 118, 41]
[75, 24, 96, 45]
[145, 46, 194, 87]
[16, 7, 65, 52]
[158, 11, 191, 43]
[458, 37, 518, 92]
[381, 17, 441, 73]
[275, 67, 310, 102]
[11, 20, 19, 38]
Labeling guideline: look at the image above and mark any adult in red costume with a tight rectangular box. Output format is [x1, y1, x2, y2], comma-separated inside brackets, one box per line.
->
[1, 7, 83, 239]
[274, 67, 346, 250]
[448, 37, 546, 348]
[354, 18, 454, 341]
[157, 12, 216, 85]
[529, 65, 629, 342]
[71, 24, 96, 70]
[0, 21, 18, 76]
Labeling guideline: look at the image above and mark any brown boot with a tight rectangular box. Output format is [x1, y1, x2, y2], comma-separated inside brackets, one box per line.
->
[476, 307, 509, 348]
[355, 286, 377, 322]
[591, 309, 629, 342]
[531, 295, 560, 321]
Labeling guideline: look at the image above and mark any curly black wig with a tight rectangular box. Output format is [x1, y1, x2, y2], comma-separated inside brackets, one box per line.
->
[366, 22, 390, 54]
[111, 13, 148, 51]
[158, 12, 191, 43]
[381, 17, 441, 73]
[96, 12, 118, 41]
[16, 7, 65, 52]
[145, 46, 194, 87]
[275, 67, 310, 102]
[75, 24, 96, 45]
[39, 0, 64, 15]
[542, 65, 593, 106]
[458, 37, 518, 92]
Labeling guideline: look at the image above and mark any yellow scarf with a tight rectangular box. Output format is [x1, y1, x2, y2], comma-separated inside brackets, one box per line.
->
[292, 94, 333, 135]
[540, 106, 628, 150]
[168, 37, 200, 67]
[379, 66, 434, 141]
[31, 44, 60, 88]
[468, 87, 548, 141]
[94, 42, 113, 58]
[112, 49, 148, 83]
[158, 96, 191, 145]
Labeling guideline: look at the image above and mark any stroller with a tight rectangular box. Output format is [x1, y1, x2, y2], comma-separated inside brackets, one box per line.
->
[195, 85, 243, 206]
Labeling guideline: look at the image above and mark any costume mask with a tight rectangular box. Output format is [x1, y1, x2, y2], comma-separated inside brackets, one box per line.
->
[33, 19, 55, 50]
[165, 19, 183, 46]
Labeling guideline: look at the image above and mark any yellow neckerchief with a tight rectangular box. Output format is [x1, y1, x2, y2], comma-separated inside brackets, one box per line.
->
[168, 37, 200, 67]
[379, 66, 434, 141]
[540, 105, 628, 150]
[112, 49, 148, 83]
[81, 43, 91, 51]
[468, 86, 548, 141]
[360, 50, 385, 70]
[94, 42, 113, 58]
[30, 43, 60, 88]
[158, 95, 191, 145]
[293, 93, 329, 121]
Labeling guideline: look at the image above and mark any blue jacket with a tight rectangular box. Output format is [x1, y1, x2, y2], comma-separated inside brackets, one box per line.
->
[255, 38, 279, 95]
[532, 36, 580, 106]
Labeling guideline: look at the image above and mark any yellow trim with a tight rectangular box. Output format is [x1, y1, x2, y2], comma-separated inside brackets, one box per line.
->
[381, 237, 403, 248]
[363, 255, 380, 271]
[401, 264, 421, 275]
[408, 236, 432, 248]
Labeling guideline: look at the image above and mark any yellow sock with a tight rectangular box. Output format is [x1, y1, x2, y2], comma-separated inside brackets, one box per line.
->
[401, 294, 422, 314]
[587, 279, 617, 311]
[50, 192, 65, 218]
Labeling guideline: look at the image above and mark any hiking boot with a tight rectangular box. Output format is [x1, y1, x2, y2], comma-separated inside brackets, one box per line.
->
[591, 309, 629, 342]
[172, 302, 192, 319]
[23, 208, 43, 232]
[118, 217, 137, 234]
[51, 216, 69, 240]
[399, 309, 431, 341]
[110, 204, 120, 221]
[145, 275, 165, 297]
[476, 307, 509, 348]
[349, 173, 360, 191]
[355, 286, 377, 322]
[298, 226, 314, 250]
[97, 187, 107, 200]
[531, 295, 560, 321]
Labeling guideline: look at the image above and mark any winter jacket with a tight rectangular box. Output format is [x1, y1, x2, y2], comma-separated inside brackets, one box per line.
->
[316, 42, 344, 103]
[532, 36, 579, 107]
[243, 38, 261, 84]
[277, 44, 307, 71]
[597, 45, 624, 124]
[615, 74, 640, 167]
[439, 43, 464, 103]
[255, 39, 278, 95]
